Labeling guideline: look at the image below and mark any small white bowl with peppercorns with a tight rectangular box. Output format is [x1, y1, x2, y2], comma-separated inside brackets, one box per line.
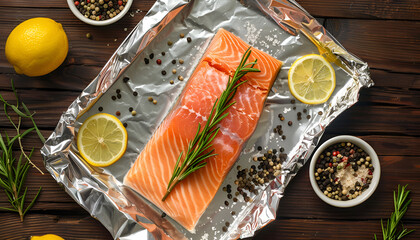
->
[67, 0, 133, 26]
[309, 135, 380, 208]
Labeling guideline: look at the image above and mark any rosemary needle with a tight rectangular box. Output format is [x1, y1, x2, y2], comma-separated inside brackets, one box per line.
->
[0, 79, 44, 221]
[374, 185, 415, 240]
[162, 47, 260, 201]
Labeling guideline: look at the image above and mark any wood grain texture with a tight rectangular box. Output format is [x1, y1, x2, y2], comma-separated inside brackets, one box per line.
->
[296, 0, 420, 20]
[325, 19, 420, 74]
[0, 0, 419, 239]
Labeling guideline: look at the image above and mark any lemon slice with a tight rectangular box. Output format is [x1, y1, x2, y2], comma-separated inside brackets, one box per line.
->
[288, 54, 336, 104]
[77, 113, 127, 167]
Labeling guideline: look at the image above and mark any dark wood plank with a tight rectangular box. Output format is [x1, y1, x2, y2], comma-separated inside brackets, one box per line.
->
[253, 218, 420, 240]
[2, 143, 419, 216]
[0, 1, 155, 11]
[0, 8, 147, 68]
[0, 213, 113, 240]
[277, 156, 420, 219]
[296, 0, 420, 20]
[325, 19, 420, 74]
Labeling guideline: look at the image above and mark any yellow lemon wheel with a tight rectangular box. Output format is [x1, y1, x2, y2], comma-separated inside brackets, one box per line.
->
[77, 113, 128, 167]
[288, 54, 336, 105]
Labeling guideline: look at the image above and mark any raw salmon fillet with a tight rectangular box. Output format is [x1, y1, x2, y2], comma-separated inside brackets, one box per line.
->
[124, 29, 282, 231]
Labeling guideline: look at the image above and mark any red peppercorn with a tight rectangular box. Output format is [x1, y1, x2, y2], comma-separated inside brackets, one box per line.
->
[368, 170, 373, 175]
[332, 151, 338, 156]
[342, 156, 348, 161]
[156, 59, 162, 65]
[118, 0, 123, 5]
[328, 163, 332, 167]
[87, 0, 90, 2]
[75, 1, 80, 6]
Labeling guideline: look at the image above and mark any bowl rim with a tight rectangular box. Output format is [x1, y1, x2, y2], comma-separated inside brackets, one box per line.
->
[309, 135, 381, 208]
[66, 0, 133, 26]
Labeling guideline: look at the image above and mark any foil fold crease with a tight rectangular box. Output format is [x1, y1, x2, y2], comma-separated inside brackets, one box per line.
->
[41, 0, 373, 239]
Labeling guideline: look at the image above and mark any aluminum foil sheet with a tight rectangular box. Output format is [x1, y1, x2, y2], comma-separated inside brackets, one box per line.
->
[41, 0, 373, 239]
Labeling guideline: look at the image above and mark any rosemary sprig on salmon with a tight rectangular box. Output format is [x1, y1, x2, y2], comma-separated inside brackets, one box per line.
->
[162, 47, 260, 201]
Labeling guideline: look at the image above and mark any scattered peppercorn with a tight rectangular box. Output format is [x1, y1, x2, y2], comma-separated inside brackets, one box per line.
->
[116, 89, 121, 94]
[318, 111, 323, 115]
[131, 110, 137, 116]
[123, 77, 130, 83]
[172, 59, 176, 64]
[148, 97, 153, 102]
[282, 135, 286, 140]
[153, 99, 157, 104]
[149, 53, 154, 59]
[161, 212, 166, 218]
[86, 32, 92, 39]
[180, 33, 185, 38]
[111, 96, 116, 101]
[167, 41, 173, 46]
[156, 59, 162, 65]
[307, 115, 311, 119]
[291, 99, 296, 104]
[162, 70, 167, 75]
[170, 80, 174, 84]
[116, 111, 121, 116]
[231, 211, 236, 215]
[117, 94, 121, 99]
[123, 122, 128, 128]
[98, 106, 103, 111]
[224, 201, 229, 206]
[179, 59, 184, 64]
[133, 91, 138, 96]
[144, 58, 149, 64]
[161, 51, 165, 56]
[222, 226, 227, 232]
[257, 146, 262, 151]
[288, 121, 293, 126]
[172, 69, 177, 74]
[178, 76, 184, 81]
[129, 107, 133, 112]
[187, 37, 192, 43]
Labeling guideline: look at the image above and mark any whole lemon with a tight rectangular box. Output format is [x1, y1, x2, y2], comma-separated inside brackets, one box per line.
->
[5, 17, 68, 77]
[31, 234, 65, 240]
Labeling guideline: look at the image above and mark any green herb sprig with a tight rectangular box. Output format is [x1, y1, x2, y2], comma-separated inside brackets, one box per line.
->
[0, 79, 44, 221]
[162, 47, 260, 201]
[374, 185, 415, 240]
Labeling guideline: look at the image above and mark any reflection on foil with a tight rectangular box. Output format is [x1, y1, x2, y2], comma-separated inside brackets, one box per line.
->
[41, 0, 372, 239]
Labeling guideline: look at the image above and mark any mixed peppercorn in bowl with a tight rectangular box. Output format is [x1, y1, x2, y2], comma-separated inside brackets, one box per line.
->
[309, 135, 380, 208]
[67, 0, 132, 26]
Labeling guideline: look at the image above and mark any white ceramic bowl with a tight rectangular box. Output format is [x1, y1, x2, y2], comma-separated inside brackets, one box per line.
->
[309, 135, 380, 207]
[67, 0, 133, 26]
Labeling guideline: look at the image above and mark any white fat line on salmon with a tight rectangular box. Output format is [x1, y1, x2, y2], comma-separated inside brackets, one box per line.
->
[217, 126, 243, 145]
[181, 105, 207, 122]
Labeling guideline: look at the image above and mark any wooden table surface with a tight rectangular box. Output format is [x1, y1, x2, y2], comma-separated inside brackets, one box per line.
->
[0, 0, 419, 239]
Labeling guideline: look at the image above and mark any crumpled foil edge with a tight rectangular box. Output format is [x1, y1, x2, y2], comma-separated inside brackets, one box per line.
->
[41, 0, 373, 239]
